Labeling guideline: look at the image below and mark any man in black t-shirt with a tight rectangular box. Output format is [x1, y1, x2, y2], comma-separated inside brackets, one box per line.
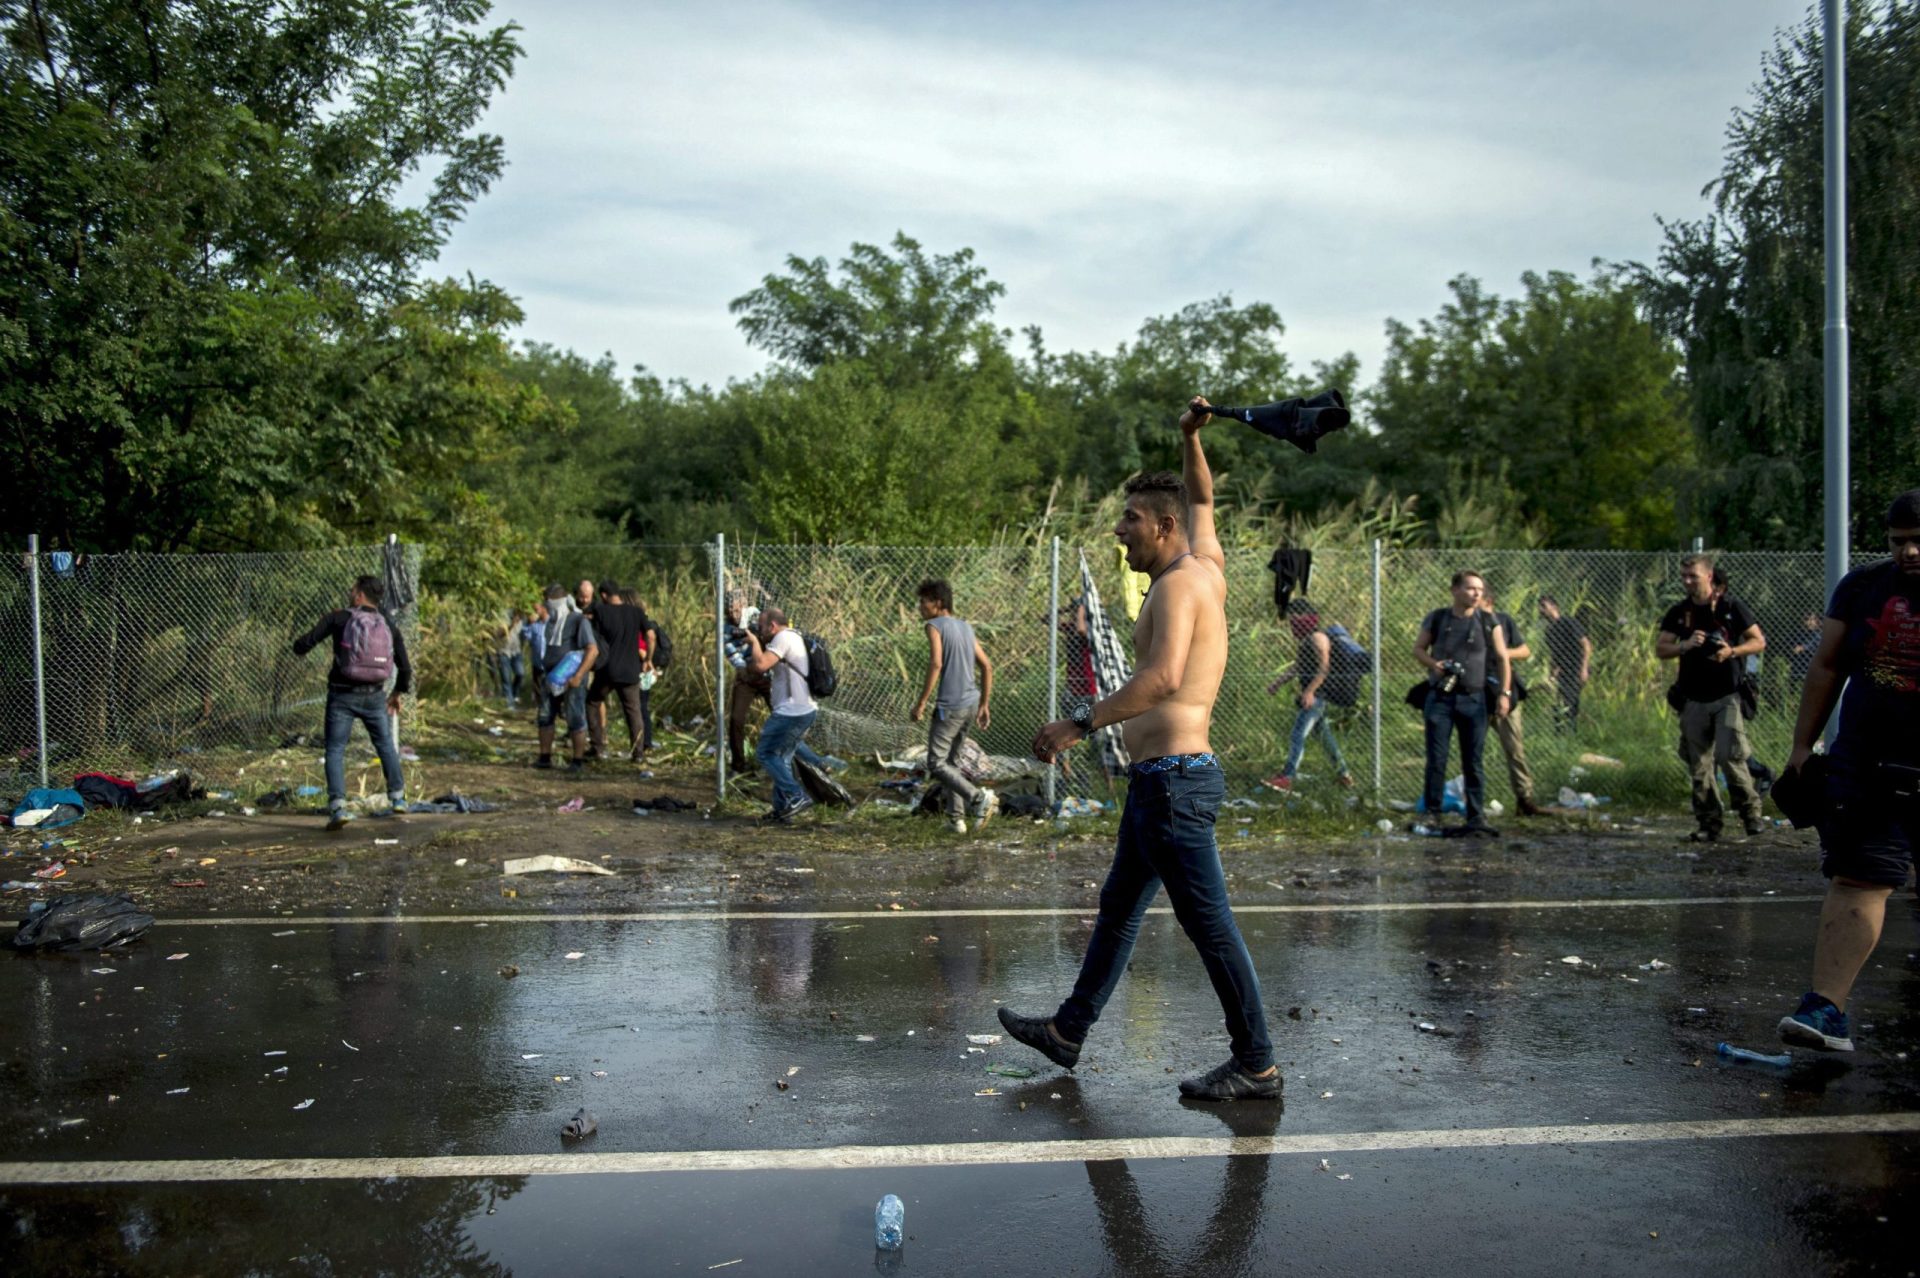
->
[1413, 571, 1513, 830]
[1774, 489, 1920, 1054]
[1658, 554, 1767, 841]
[1538, 595, 1591, 733]
[586, 583, 650, 763]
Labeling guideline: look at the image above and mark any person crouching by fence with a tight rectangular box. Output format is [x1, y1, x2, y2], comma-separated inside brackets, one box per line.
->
[737, 607, 816, 824]
[1413, 571, 1512, 832]
[293, 574, 410, 832]
[536, 583, 598, 771]
[910, 579, 999, 834]
[1261, 599, 1356, 793]
[1658, 553, 1766, 842]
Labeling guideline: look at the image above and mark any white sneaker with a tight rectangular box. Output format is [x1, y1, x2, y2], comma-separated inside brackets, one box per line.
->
[947, 815, 969, 835]
[968, 788, 1000, 829]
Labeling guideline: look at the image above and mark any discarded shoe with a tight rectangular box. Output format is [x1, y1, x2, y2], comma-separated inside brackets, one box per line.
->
[561, 1107, 598, 1140]
[1178, 1059, 1283, 1102]
[1778, 991, 1854, 1052]
[968, 788, 1000, 829]
[997, 1007, 1080, 1069]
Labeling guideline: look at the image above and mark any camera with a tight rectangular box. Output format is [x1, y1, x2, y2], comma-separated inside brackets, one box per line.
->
[1433, 660, 1466, 694]
[1701, 633, 1727, 654]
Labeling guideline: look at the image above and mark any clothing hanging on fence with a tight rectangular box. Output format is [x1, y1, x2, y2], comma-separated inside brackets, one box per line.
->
[1114, 544, 1154, 622]
[382, 540, 416, 614]
[1079, 552, 1133, 776]
[1267, 547, 1312, 614]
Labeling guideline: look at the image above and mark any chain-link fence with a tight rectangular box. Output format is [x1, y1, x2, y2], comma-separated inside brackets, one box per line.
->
[2, 535, 1870, 816]
[1, 542, 419, 793]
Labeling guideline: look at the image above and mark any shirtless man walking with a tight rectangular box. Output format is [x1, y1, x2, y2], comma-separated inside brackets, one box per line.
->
[997, 397, 1279, 1101]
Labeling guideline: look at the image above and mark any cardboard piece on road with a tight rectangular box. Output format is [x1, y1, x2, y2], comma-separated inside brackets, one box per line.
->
[502, 855, 614, 877]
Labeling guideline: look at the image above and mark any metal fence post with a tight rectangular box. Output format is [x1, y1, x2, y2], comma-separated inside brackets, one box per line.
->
[27, 534, 48, 789]
[1046, 536, 1060, 812]
[713, 534, 727, 803]
[1370, 538, 1383, 797]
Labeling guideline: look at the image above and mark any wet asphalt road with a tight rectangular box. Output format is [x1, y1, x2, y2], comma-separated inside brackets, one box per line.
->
[1, 885, 1917, 1275]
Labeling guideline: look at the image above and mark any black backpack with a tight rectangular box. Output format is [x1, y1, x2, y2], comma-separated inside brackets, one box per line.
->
[793, 630, 838, 698]
[647, 618, 673, 671]
[1322, 624, 1371, 706]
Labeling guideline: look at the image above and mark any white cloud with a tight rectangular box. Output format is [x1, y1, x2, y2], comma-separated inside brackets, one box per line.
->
[431, 0, 1813, 388]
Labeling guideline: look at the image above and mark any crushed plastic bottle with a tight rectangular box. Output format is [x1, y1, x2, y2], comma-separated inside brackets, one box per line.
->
[875, 1194, 905, 1250]
[1716, 1042, 1790, 1067]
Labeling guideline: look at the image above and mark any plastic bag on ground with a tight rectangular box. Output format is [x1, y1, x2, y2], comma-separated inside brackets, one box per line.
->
[12, 893, 155, 951]
[502, 855, 614, 877]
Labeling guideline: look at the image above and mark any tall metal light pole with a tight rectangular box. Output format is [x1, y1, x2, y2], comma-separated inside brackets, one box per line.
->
[1823, 0, 1850, 601]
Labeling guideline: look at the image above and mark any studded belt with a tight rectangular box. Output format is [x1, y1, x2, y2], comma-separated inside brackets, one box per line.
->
[1129, 752, 1218, 776]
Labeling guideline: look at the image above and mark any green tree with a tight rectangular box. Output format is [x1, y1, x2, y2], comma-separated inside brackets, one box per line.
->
[1640, 1, 1920, 547]
[1372, 270, 1694, 547]
[0, 0, 531, 553]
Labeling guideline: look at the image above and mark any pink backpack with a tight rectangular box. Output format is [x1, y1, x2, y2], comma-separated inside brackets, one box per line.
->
[339, 610, 394, 683]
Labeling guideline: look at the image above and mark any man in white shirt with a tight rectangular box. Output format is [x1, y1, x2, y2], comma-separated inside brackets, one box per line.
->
[739, 607, 817, 823]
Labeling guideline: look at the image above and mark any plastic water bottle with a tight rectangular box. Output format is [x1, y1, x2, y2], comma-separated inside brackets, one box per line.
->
[1716, 1042, 1791, 1067]
[874, 1194, 904, 1251]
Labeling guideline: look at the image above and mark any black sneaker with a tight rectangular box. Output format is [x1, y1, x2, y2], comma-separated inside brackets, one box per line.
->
[325, 809, 351, 832]
[1178, 1059, 1283, 1102]
[1688, 827, 1720, 843]
[1743, 816, 1768, 838]
[534, 756, 554, 771]
[782, 796, 816, 822]
[997, 1007, 1080, 1069]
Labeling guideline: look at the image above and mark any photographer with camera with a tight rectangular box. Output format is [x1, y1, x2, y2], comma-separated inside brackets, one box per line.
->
[1658, 553, 1766, 842]
[1413, 571, 1512, 832]
[1773, 489, 1920, 1053]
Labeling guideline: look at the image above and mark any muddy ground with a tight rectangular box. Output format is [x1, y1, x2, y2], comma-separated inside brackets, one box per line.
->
[3, 700, 1832, 917]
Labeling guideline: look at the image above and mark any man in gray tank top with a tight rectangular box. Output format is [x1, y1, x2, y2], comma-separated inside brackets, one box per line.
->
[911, 579, 998, 833]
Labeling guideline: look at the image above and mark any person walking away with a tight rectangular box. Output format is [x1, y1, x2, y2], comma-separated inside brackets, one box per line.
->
[586, 583, 648, 763]
[738, 607, 817, 823]
[1481, 589, 1541, 816]
[1261, 599, 1354, 792]
[910, 579, 998, 833]
[1658, 554, 1766, 841]
[293, 574, 411, 832]
[1776, 489, 1920, 1052]
[1413, 572, 1512, 831]
[998, 395, 1278, 1102]
[536, 584, 598, 770]
[1539, 595, 1590, 733]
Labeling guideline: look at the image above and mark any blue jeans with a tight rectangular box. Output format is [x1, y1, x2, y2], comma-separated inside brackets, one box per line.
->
[537, 682, 587, 734]
[1423, 689, 1489, 824]
[324, 687, 405, 811]
[757, 710, 817, 811]
[1282, 700, 1348, 779]
[496, 652, 524, 706]
[1054, 759, 1273, 1072]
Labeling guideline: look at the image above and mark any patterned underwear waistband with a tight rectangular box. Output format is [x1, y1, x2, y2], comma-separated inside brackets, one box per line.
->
[1129, 752, 1218, 775]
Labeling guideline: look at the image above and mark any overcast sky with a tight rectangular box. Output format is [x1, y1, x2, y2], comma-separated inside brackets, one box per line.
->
[428, 0, 1816, 390]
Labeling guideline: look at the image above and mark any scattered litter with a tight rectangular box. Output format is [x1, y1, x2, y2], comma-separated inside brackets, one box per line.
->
[522, 1054, 544, 1060]
[341, 1040, 358, 1052]
[502, 855, 614, 877]
[591, 1070, 608, 1078]
[967, 1034, 1003, 1045]
[1318, 1159, 1331, 1172]
[856, 1034, 877, 1042]
[786, 1066, 801, 1077]
[775, 1078, 789, 1091]
[373, 838, 400, 846]
[500, 965, 519, 979]
[1319, 1091, 1334, 1099]
[454, 858, 467, 867]
[1416, 1022, 1455, 1037]
[1560, 956, 1586, 966]
[966, 1047, 985, 1054]
[12, 893, 155, 952]
[293, 1099, 314, 1111]
[0, 882, 46, 892]
[169, 879, 207, 888]
[272, 930, 295, 937]
[90, 967, 116, 975]
[167, 1088, 190, 1095]
[975, 1088, 1001, 1097]
[1716, 1042, 1790, 1067]
[557, 797, 586, 813]
[553, 1075, 572, 1083]
[1337, 1173, 1353, 1181]
[263, 1050, 287, 1058]
[707, 1262, 742, 1272]
[32, 862, 67, 880]
[166, 953, 188, 961]
[986, 1063, 1037, 1079]
[1639, 959, 1671, 971]
[564, 952, 585, 961]
[561, 1108, 597, 1140]
[272, 1067, 287, 1075]
[58, 1118, 85, 1128]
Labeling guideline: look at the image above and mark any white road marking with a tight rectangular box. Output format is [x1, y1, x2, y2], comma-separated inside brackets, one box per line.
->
[2, 1113, 1913, 1185]
[165, 896, 1822, 927]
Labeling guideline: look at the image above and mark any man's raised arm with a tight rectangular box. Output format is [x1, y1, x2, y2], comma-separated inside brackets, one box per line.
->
[1179, 396, 1224, 570]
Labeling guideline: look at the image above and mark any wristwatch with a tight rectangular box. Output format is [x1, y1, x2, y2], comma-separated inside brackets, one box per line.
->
[1070, 701, 1095, 733]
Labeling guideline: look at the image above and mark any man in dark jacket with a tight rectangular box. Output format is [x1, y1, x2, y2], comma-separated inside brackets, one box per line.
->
[1776, 489, 1920, 1053]
[293, 574, 411, 831]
